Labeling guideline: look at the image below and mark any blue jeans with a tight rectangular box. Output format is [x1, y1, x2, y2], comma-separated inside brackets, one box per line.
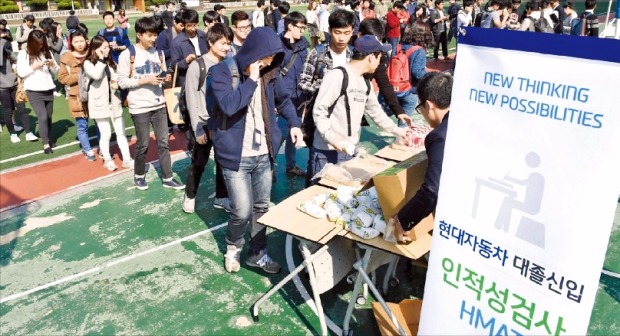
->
[222, 154, 272, 255]
[76, 117, 92, 152]
[388, 37, 399, 58]
[277, 105, 304, 170]
[277, 116, 297, 169]
[306, 147, 353, 186]
[379, 91, 424, 126]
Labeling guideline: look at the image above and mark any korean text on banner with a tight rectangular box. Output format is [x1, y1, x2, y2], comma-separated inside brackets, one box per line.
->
[419, 28, 620, 335]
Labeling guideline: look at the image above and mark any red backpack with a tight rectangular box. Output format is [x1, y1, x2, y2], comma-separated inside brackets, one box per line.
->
[387, 44, 422, 93]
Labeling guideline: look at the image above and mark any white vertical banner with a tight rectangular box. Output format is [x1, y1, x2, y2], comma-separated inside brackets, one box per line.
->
[419, 28, 620, 335]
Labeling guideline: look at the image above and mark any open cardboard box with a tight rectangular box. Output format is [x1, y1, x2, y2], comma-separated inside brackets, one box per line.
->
[374, 144, 423, 162]
[318, 155, 395, 189]
[362, 151, 434, 240]
[372, 299, 423, 336]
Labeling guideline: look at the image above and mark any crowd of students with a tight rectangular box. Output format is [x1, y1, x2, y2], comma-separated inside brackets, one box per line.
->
[0, 0, 602, 274]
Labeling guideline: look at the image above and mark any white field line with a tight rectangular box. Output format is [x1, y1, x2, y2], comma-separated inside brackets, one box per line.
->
[601, 269, 620, 279]
[0, 222, 227, 304]
[0, 126, 135, 165]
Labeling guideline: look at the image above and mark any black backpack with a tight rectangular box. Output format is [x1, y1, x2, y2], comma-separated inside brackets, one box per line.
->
[301, 66, 371, 146]
[264, 8, 274, 28]
[473, 12, 483, 27]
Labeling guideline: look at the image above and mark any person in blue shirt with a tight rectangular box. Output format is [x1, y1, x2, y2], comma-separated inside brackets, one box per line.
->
[97, 11, 131, 63]
[276, 1, 290, 35]
[156, 12, 184, 70]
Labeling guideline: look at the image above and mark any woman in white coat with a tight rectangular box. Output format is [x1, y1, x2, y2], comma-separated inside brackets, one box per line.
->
[83, 35, 133, 171]
[16, 29, 59, 154]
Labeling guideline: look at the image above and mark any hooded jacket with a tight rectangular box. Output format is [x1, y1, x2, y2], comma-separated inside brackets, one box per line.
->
[208, 27, 302, 171]
[278, 34, 309, 107]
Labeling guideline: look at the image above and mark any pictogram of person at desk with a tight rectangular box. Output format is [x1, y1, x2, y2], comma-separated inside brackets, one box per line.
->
[472, 152, 546, 248]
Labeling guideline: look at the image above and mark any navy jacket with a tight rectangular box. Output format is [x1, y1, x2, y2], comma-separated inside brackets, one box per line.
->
[170, 30, 209, 84]
[208, 27, 302, 171]
[156, 28, 176, 69]
[279, 35, 309, 108]
[397, 113, 449, 230]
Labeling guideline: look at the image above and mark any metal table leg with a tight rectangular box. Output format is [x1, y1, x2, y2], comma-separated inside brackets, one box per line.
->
[299, 242, 328, 336]
[342, 249, 408, 336]
[251, 242, 330, 326]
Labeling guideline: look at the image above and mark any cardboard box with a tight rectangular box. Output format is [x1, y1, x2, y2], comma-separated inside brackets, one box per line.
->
[372, 299, 423, 336]
[318, 155, 395, 189]
[365, 152, 434, 240]
[374, 145, 423, 162]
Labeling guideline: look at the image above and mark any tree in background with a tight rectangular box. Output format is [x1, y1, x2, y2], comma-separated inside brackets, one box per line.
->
[0, 0, 19, 14]
[25, 0, 48, 11]
[57, 0, 82, 9]
[146, 0, 168, 8]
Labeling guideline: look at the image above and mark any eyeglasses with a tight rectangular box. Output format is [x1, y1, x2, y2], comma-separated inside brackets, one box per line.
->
[415, 101, 424, 114]
[294, 25, 307, 32]
[235, 25, 252, 31]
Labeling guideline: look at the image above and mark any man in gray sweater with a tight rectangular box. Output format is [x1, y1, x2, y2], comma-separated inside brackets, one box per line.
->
[117, 17, 185, 191]
[182, 23, 233, 214]
[14, 15, 35, 50]
[308, 35, 409, 183]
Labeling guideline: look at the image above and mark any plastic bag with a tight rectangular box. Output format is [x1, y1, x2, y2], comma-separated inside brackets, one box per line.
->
[392, 120, 433, 150]
[383, 217, 398, 243]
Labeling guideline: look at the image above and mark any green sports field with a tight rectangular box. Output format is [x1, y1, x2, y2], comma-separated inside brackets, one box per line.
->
[0, 124, 619, 334]
[0, 2, 614, 170]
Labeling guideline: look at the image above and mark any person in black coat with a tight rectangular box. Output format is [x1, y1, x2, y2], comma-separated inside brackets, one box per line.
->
[215, 4, 230, 26]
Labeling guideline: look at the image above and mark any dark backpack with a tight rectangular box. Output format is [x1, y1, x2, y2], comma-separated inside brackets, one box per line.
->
[264, 8, 274, 28]
[178, 57, 208, 122]
[206, 57, 240, 131]
[570, 14, 587, 36]
[279, 52, 299, 78]
[301, 66, 371, 146]
[98, 27, 125, 42]
[473, 12, 483, 27]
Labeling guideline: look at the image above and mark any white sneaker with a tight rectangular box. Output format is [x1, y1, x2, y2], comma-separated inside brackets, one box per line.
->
[103, 159, 118, 171]
[10, 134, 20, 143]
[224, 245, 241, 273]
[25, 132, 38, 141]
[122, 159, 134, 169]
[53, 91, 62, 97]
[13, 125, 23, 132]
[182, 194, 195, 213]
